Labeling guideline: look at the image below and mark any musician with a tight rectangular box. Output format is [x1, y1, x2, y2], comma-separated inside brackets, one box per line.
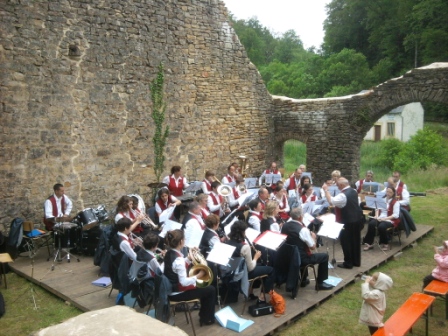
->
[199, 214, 221, 257]
[164, 229, 216, 326]
[298, 175, 312, 195]
[331, 170, 341, 184]
[228, 176, 247, 209]
[226, 220, 275, 304]
[385, 177, 410, 211]
[142, 232, 164, 276]
[207, 181, 230, 218]
[44, 183, 73, 231]
[300, 183, 317, 204]
[183, 201, 206, 247]
[114, 195, 145, 233]
[163, 166, 188, 197]
[392, 171, 408, 190]
[247, 199, 263, 232]
[201, 171, 215, 195]
[281, 207, 334, 290]
[260, 200, 281, 233]
[130, 195, 151, 236]
[257, 187, 270, 215]
[284, 168, 302, 191]
[221, 164, 237, 185]
[155, 188, 181, 220]
[231, 162, 241, 175]
[196, 194, 210, 219]
[258, 161, 281, 191]
[320, 178, 334, 199]
[299, 164, 306, 172]
[271, 183, 290, 221]
[323, 177, 364, 269]
[363, 186, 400, 252]
[115, 217, 137, 261]
[355, 170, 374, 194]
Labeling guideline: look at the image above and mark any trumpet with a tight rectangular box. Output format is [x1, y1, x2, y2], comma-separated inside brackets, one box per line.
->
[211, 176, 222, 185]
[188, 248, 213, 288]
[133, 209, 158, 230]
[238, 183, 247, 193]
[130, 232, 144, 248]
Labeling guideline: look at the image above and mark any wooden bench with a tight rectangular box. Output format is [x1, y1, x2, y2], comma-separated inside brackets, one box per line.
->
[373, 292, 435, 336]
[423, 279, 448, 320]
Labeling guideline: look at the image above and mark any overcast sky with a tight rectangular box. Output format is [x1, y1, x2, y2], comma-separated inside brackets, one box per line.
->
[221, 0, 330, 49]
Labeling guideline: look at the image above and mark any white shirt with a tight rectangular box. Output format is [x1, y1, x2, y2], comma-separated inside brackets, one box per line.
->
[162, 175, 189, 189]
[184, 213, 205, 248]
[298, 223, 316, 248]
[248, 211, 261, 232]
[380, 187, 410, 207]
[329, 186, 349, 208]
[114, 210, 135, 224]
[268, 216, 281, 233]
[221, 174, 235, 185]
[283, 177, 300, 191]
[154, 195, 179, 214]
[204, 227, 220, 250]
[228, 187, 246, 207]
[201, 180, 212, 195]
[207, 192, 224, 217]
[378, 198, 400, 221]
[170, 250, 197, 295]
[145, 249, 162, 275]
[44, 194, 73, 219]
[273, 194, 290, 213]
[117, 231, 137, 261]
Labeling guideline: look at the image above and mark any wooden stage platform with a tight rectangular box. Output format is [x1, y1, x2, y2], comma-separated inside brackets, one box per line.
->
[10, 224, 433, 336]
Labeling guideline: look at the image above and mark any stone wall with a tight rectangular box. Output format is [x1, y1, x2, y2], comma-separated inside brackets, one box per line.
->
[1, 0, 448, 226]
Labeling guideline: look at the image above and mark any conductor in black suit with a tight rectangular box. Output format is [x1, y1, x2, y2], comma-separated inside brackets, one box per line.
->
[322, 177, 364, 269]
[281, 207, 334, 290]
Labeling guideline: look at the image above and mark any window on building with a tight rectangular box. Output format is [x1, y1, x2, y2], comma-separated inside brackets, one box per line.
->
[387, 122, 395, 136]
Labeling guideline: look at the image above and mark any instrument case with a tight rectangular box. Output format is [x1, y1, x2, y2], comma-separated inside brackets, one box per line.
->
[248, 302, 274, 317]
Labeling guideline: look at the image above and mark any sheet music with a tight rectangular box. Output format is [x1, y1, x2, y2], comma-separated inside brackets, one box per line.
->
[223, 216, 239, 237]
[328, 185, 340, 197]
[288, 189, 297, 198]
[317, 221, 344, 239]
[206, 242, 236, 266]
[159, 206, 175, 224]
[245, 227, 260, 244]
[159, 219, 182, 238]
[184, 181, 202, 193]
[253, 230, 287, 250]
[302, 172, 313, 183]
[362, 182, 380, 193]
[265, 173, 274, 185]
[303, 212, 315, 227]
[301, 202, 314, 215]
[374, 197, 387, 210]
[313, 186, 321, 198]
[317, 212, 336, 223]
[237, 192, 252, 206]
[244, 178, 257, 188]
[185, 228, 204, 248]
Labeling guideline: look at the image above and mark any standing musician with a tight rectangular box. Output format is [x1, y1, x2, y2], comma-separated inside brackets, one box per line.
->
[258, 161, 281, 191]
[196, 194, 210, 219]
[363, 186, 400, 252]
[221, 164, 237, 185]
[355, 170, 374, 194]
[114, 195, 146, 235]
[182, 201, 206, 247]
[323, 177, 364, 269]
[164, 230, 216, 326]
[201, 170, 216, 195]
[284, 168, 303, 191]
[163, 166, 189, 197]
[271, 182, 290, 221]
[260, 200, 281, 233]
[247, 199, 263, 232]
[155, 188, 182, 221]
[207, 181, 230, 218]
[44, 183, 73, 231]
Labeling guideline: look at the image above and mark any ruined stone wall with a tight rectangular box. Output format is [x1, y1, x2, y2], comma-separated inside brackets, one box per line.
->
[0, 0, 274, 224]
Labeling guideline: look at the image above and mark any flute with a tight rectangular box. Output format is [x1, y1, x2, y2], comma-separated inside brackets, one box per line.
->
[245, 237, 263, 264]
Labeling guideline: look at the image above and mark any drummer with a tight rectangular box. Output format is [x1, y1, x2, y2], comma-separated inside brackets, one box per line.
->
[44, 183, 73, 231]
[114, 195, 145, 234]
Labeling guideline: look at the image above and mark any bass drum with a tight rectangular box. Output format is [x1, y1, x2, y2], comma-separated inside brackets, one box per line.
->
[77, 208, 98, 231]
[94, 205, 109, 222]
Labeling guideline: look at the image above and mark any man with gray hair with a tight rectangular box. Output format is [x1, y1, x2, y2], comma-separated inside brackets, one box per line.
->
[322, 177, 364, 269]
[281, 207, 334, 290]
[355, 170, 374, 194]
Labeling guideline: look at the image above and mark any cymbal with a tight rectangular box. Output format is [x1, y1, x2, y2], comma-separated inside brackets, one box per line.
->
[147, 182, 168, 188]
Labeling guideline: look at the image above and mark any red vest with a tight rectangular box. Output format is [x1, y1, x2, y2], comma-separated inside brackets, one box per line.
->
[301, 194, 317, 203]
[209, 193, 223, 216]
[356, 179, 364, 193]
[385, 199, 400, 228]
[120, 234, 135, 249]
[396, 181, 404, 199]
[168, 176, 184, 196]
[202, 179, 212, 192]
[278, 194, 290, 220]
[200, 208, 210, 219]
[287, 177, 298, 191]
[43, 195, 66, 231]
[174, 250, 196, 291]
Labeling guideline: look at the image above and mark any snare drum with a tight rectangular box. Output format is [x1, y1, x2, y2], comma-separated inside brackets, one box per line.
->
[77, 208, 99, 230]
[54, 222, 78, 231]
[54, 223, 79, 248]
[94, 205, 109, 222]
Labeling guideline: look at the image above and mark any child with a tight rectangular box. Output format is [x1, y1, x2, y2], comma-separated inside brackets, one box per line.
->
[423, 240, 448, 289]
[359, 272, 393, 335]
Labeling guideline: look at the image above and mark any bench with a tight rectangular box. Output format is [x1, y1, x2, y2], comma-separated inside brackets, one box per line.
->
[373, 292, 435, 336]
[423, 279, 448, 320]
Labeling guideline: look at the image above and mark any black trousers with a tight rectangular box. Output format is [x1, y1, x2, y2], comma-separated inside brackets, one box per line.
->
[340, 221, 362, 267]
[364, 219, 393, 245]
[300, 252, 329, 284]
[423, 274, 436, 290]
[248, 265, 275, 293]
[169, 286, 216, 323]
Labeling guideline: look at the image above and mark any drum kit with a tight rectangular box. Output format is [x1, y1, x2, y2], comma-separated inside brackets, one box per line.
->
[51, 205, 110, 270]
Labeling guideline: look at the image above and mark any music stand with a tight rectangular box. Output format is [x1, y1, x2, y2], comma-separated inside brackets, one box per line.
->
[317, 213, 344, 265]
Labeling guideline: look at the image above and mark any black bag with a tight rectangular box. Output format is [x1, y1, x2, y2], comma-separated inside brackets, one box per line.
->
[248, 302, 274, 317]
[0, 291, 5, 318]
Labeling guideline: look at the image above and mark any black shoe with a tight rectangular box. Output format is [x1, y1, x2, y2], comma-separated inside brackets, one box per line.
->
[200, 318, 215, 326]
[317, 283, 335, 290]
[192, 302, 200, 310]
[300, 279, 310, 287]
[337, 263, 353, 269]
[256, 299, 266, 306]
[248, 293, 257, 301]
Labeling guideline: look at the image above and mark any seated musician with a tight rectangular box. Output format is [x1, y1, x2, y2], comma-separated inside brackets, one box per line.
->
[44, 183, 73, 231]
[164, 230, 216, 326]
[201, 170, 215, 195]
[226, 220, 275, 304]
[221, 164, 237, 185]
[228, 176, 247, 210]
[271, 182, 290, 221]
[281, 207, 334, 290]
[199, 214, 221, 257]
[260, 200, 281, 233]
[155, 188, 181, 221]
[363, 186, 400, 251]
[320, 178, 333, 199]
[162, 165, 189, 197]
[284, 168, 302, 192]
[385, 177, 410, 211]
[182, 201, 206, 246]
[392, 170, 408, 190]
[257, 187, 270, 215]
[130, 195, 153, 236]
[298, 175, 312, 196]
[355, 170, 374, 194]
[247, 199, 263, 232]
[300, 183, 317, 204]
[114, 195, 146, 235]
[207, 181, 230, 218]
[114, 218, 138, 261]
[196, 194, 210, 219]
[258, 161, 281, 191]
[141, 232, 164, 277]
[331, 170, 341, 185]
[231, 162, 241, 176]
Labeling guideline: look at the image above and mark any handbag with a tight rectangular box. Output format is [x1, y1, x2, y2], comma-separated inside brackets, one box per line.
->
[269, 290, 286, 317]
[248, 302, 274, 317]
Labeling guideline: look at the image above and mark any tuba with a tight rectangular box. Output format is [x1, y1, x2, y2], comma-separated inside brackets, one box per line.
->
[238, 155, 248, 178]
[188, 248, 213, 288]
[217, 184, 232, 212]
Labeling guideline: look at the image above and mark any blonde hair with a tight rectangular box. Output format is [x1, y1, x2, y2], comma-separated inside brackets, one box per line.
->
[263, 200, 279, 219]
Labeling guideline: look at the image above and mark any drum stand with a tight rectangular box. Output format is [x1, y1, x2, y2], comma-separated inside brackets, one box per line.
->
[51, 228, 80, 271]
